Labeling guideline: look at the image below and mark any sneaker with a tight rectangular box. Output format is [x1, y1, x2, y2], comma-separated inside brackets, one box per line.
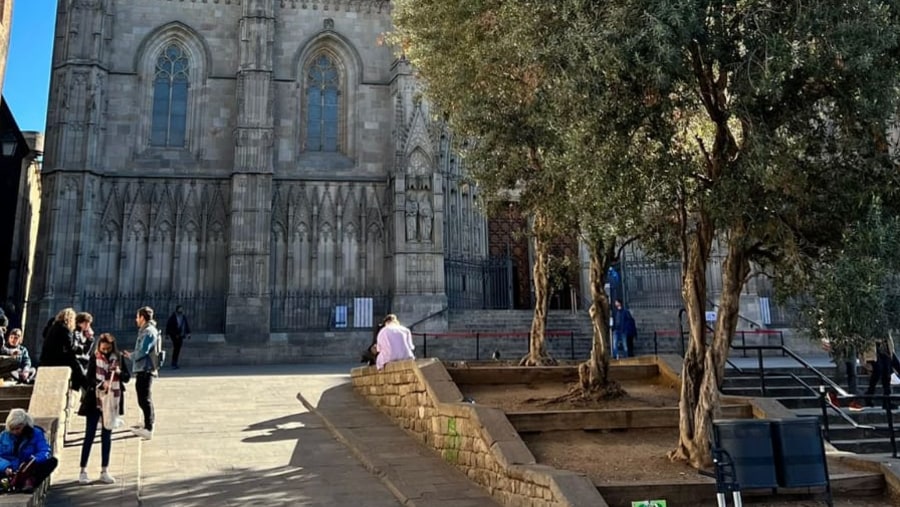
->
[98, 472, 115, 484]
[130, 428, 153, 440]
[848, 401, 865, 412]
[827, 392, 840, 407]
[78, 472, 90, 484]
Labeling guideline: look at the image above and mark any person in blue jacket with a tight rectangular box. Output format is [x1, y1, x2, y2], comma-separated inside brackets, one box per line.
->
[122, 306, 160, 440]
[0, 409, 57, 492]
[612, 298, 637, 359]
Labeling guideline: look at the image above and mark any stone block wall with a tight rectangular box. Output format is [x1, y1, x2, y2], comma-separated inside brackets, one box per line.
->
[351, 359, 607, 507]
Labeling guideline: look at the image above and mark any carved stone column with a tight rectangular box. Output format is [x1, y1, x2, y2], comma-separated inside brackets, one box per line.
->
[389, 59, 447, 330]
[27, 0, 110, 345]
[225, 0, 276, 342]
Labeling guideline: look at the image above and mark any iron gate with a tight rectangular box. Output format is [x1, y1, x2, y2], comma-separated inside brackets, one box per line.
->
[445, 257, 514, 309]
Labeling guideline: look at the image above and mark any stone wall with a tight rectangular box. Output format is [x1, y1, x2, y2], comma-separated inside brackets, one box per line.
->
[26, 366, 70, 507]
[351, 359, 607, 507]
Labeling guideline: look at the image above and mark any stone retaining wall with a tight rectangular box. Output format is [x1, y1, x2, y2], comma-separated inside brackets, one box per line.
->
[351, 359, 607, 507]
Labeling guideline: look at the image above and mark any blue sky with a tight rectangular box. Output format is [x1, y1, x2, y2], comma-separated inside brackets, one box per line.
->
[4, 0, 57, 132]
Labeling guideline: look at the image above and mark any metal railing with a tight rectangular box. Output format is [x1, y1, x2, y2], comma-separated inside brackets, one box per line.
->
[726, 344, 897, 459]
[412, 330, 580, 361]
[445, 256, 515, 310]
[81, 292, 226, 335]
[270, 290, 391, 331]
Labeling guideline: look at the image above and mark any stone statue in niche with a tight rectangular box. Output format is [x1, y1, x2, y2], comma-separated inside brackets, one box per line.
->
[405, 195, 418, 242]
[418, 193, 433, 242]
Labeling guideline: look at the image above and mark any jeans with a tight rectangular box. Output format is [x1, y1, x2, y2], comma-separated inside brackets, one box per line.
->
[136, 372, 155, 431]
[613, 331, 628, 359]
[80, 408, 111, 468]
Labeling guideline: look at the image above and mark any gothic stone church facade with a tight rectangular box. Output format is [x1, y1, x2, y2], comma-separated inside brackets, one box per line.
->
[27, 0, 491, 346]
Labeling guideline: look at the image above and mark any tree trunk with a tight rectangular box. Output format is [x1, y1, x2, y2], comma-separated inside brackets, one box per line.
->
[712, 234, 751, 388]
[670, 213, 714, 468]
[521, 211, 556, 366]
[671, 223, 751, 469]
[582, 234, 614, 390]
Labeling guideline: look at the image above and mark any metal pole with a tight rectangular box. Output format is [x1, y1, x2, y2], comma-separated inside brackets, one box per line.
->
[476, 332, 480, 361]
[886, 396, 897, 459]
[819, 385, 830, 441]
[741, 331, 746, 358]
[570, 331, 575, 361]
[506, 244, 514, 309]
[654, 331, 658, 357]
[758, 348, 766, 397]
[423, 333, 427, 358]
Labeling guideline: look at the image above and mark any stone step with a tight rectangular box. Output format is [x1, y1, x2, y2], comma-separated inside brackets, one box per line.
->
[722, 386, 818, 398]
[824, 423, 900, 441]
[722, 374, 823, 388]
[793, 407, 900, 426]
[829, 437, 900, 454]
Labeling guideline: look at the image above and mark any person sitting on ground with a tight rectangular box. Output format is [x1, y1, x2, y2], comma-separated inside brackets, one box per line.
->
[0, 329, 35, 384]
[0, 409, 58, 493]
[375, 314, 415, 370]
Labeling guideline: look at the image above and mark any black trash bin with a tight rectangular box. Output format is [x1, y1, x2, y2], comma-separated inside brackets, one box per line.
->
[771, 418, 829, 488]
[713, 419, 778, 489]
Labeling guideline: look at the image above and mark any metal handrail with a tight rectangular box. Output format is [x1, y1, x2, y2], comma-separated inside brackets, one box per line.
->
[707, 299, 762, 330]
[728, 343, 896, 457]
[783, 374, 874, 431]
[408, 306, 449, 331]
[730, 345, 847, 396]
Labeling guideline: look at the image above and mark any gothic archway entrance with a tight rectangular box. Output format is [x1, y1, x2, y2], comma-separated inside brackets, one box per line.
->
[487, 204, 531, 309]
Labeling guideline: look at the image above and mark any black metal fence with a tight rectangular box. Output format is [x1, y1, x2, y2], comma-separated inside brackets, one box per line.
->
[80, 292, 226, 335]
[445, 256, 514, 310]
[270, 290, 391, 331]
[620, 244, 732, 309]
[412, 330, 585, 361]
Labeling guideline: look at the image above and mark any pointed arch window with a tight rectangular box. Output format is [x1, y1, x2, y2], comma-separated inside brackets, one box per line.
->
[150, 44, 190, 147]
[306, 54, 340, 152]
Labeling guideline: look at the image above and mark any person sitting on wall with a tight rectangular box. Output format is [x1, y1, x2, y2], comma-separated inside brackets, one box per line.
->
[375, 314, 415, 370]
[0, 329, 35, 384]
[0, 409, 58, 493]
[361, 317, 389, 366]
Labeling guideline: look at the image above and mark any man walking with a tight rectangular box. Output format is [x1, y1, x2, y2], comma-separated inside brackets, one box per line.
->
[165, 305, 191, 369]
[123, 306, 160, 440]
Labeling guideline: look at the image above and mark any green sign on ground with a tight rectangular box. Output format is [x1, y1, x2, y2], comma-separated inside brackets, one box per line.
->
[631, 501, 667, 507]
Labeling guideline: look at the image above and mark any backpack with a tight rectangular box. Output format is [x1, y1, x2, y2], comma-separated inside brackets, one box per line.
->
[149, 327, 166, 371]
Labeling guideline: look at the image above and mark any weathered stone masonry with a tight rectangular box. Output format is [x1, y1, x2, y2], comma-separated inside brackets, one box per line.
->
[351, 359, 607, 507]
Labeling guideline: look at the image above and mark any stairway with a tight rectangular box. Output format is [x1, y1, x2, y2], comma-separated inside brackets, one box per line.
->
[722, 366, 900, 457]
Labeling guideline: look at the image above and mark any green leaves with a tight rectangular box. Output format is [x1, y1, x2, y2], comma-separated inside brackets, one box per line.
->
[798, 198, 900, 355]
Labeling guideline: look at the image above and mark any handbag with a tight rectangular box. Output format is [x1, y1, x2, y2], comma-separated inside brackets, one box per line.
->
[99, 387, 123, 430]
[119, 358, 131, 384]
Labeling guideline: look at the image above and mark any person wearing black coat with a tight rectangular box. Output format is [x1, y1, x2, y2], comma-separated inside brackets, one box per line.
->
[39, 308, 77, 368]
[164, 306, 191, 369]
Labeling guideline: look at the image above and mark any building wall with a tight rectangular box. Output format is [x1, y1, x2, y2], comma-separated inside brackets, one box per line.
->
[29, 0, 487, 345]
[0, 0, 12, 93]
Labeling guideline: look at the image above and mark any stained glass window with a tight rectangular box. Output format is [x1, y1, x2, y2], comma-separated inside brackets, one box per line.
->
[306, 55, 340, 152]
[150, 44, 190, 147]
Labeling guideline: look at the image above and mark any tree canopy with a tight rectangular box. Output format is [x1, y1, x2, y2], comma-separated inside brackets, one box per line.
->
[392, 0, 900, 467]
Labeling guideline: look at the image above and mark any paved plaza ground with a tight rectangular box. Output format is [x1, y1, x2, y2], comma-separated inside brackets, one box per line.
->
[43, 364, 496, 507]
